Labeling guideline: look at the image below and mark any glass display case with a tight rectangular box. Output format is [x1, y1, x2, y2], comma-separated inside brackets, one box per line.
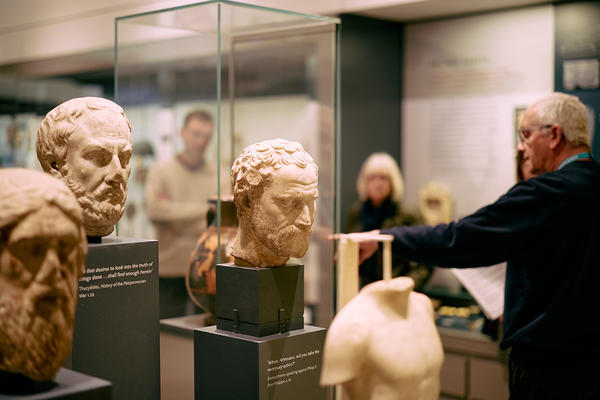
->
[114, 0, 340, 326]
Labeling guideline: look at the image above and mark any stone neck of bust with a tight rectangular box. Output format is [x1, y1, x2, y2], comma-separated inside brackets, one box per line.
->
[366, 280, 413, 317]
[231, 221, 289, 267]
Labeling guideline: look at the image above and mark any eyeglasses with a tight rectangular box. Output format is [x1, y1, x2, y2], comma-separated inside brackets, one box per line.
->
[518, 124, 553, 142]
[367, 174, 390, 181]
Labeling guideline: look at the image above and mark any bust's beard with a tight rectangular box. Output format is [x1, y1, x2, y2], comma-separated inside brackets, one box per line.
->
[247, 209, 311, 259]
[265, 224, 310, 258]
[0, 293, 74, 381]
[63, 171, 125, 235]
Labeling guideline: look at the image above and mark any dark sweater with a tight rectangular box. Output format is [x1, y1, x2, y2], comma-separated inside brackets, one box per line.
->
[381, 160, 600, 360]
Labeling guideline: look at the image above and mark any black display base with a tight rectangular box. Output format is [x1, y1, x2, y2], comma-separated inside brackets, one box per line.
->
[66, 237, 159, 400]
[194, 325, 326, 400]
[86, 236, 102, 244]
[215, 263, 304, 337]
[0, 370, 56, 396]
[0, 368, 111, 399]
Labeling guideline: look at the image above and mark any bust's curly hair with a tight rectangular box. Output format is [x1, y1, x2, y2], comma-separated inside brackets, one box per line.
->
[36, 97, 131, 173]
[231, 139, 318, 215]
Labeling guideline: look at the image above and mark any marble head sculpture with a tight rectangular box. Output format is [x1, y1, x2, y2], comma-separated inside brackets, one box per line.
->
[321, 277, 444, 400]
[0, 169, 87, 382]
[36, 97, 133, 237]
[231, 139, 319, 267]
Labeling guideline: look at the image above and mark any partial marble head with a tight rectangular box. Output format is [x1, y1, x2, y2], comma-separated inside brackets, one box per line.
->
[231, 139, 318, 267]
[419, 181, 453, 226]
[36, 97, 132, 237]
[0, 169, 87, 382]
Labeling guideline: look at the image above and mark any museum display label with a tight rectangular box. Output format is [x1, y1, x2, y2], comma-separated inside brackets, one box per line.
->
[195, 325, 326, 400]
[66, 237, 159, 400]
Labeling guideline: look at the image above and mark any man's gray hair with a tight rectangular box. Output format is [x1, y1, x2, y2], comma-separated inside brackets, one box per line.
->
[534, 92, 590, 147]
[231, 139, 318, 214]
[36, 97, 131, 172]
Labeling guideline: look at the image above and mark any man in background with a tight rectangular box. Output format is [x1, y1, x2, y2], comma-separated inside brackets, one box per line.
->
[146, 110, 227, 319]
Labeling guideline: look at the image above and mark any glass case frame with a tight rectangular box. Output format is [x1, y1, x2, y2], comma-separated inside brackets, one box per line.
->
[114, 0, 340, 326]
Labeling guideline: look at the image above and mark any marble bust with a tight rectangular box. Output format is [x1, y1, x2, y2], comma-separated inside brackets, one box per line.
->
[321, 277, 444, 400]
[0, 169, 87, 382]
[36, 97, 133, 237]
[231, 139, 319, 267]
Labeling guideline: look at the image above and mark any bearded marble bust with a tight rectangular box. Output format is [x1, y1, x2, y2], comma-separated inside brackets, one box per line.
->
[321, 277, 444, 400]
[0, 169, 87, 382]
[231, 139, 319, 267]
[36, 97, 133, 237]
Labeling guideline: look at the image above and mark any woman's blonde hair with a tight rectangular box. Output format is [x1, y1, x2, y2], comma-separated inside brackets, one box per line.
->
[356, 152, 404, 203]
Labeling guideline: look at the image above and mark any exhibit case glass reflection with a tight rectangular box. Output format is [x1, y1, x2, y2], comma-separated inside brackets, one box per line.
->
[114, 0, 340, 326]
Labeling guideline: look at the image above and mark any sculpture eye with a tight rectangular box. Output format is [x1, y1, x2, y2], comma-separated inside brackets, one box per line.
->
[277, 197, 296, 209]
[57, 236, 78, 264]
[83, 148, 112, 167]
[8, 238, 47, 275]
[119, 150, 132, 168]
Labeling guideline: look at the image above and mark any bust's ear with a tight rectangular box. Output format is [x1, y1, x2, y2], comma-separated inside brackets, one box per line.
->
[243, 194, 252, 210]
[235, 195, 252, 223]
[45, 156, 64, 179]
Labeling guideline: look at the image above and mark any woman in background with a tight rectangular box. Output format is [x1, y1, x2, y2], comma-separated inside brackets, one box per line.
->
[346, 152, 432, 290]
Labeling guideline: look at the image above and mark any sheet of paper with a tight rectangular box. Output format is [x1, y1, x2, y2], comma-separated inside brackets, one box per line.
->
[451, 263, 506, 320]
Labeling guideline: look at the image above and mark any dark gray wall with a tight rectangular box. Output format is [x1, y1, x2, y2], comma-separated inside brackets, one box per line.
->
[554, 2, 600, 158]
[340, 14, 404, 231]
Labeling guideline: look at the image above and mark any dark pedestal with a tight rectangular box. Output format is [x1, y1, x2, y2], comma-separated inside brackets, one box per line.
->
[66, 237, 160, 400]
[0, 368, 111, 400]
[194, 325, 326, 400]
[215, 263, 304, 337]
[159, 315, 210, 400]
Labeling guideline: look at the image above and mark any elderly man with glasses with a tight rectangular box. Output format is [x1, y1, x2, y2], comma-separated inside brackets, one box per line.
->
[352, 92, 599, 399]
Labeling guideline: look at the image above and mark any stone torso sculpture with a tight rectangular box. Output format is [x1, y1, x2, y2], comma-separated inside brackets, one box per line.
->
[36, 97, 133, 238]
[321, 277, 444, 400]
[231, 139, 319, 267]
[0, 169, 87, 384]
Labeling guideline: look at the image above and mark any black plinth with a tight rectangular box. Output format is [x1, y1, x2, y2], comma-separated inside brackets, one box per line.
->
[215, 263, 304, 337]
[0, 368, 111, 399]
[194, 325, 326, 400]
[66, 237, 160, 400]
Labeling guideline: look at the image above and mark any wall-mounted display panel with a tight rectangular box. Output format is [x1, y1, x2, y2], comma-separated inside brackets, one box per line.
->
[402, 5, 554, 219]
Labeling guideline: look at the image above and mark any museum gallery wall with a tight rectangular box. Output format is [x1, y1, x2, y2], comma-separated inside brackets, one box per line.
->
[402, 5, 554, 218]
